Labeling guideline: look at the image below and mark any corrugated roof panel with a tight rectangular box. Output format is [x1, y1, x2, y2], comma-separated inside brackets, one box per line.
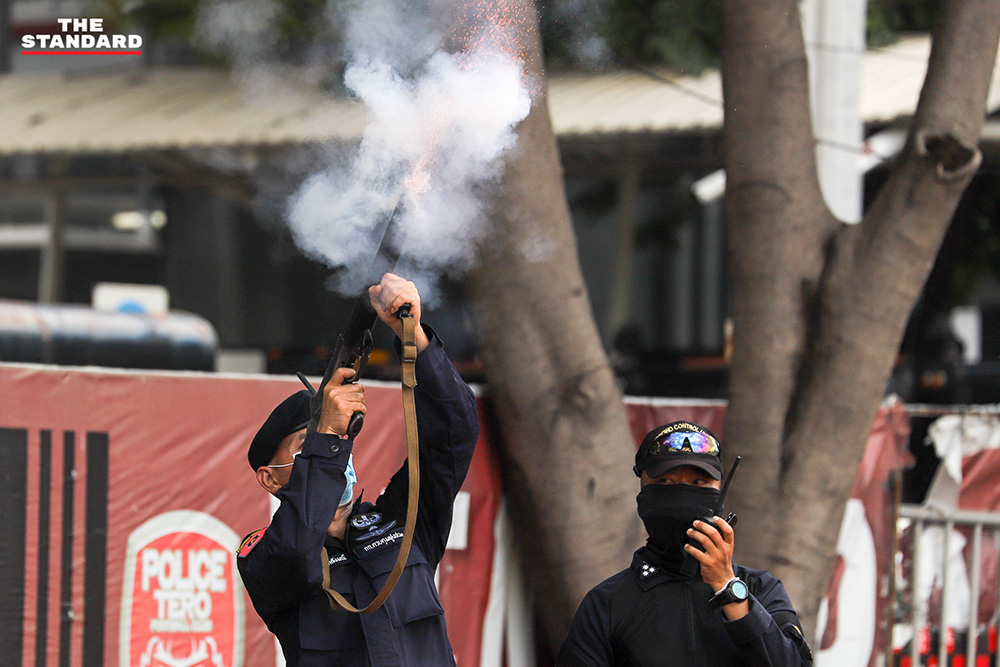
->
[0, 68, 366, 153]
[0, 35, 997, 155]
[548, 69, 723, 136]
[859, 38, 932, 122]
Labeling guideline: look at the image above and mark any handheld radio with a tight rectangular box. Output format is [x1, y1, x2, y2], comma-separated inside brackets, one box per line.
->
[680, 455, 741, 577]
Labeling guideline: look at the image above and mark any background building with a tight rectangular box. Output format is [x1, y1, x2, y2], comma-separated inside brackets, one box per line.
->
[2, 0, 999, 401]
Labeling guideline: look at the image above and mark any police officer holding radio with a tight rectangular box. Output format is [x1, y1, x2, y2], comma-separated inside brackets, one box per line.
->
[237, 274, 479, 667]
[557, 421, 813, 666]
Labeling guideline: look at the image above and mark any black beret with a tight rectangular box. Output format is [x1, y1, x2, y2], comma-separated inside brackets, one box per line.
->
[248, 390, 312, 470]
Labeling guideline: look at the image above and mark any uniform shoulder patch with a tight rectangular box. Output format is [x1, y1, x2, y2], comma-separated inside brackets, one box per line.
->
[238, 527, 267, 558]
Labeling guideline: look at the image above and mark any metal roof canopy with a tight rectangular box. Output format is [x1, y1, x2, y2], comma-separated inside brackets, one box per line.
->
[2, 36, 999, 157]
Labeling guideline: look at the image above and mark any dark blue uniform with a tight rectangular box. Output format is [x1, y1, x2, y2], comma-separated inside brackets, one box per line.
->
[238, 334, 479, 666]
[557, 550, 814, 666]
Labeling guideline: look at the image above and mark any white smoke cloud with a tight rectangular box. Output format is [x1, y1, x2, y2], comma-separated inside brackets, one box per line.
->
[200, 0, 534, 300]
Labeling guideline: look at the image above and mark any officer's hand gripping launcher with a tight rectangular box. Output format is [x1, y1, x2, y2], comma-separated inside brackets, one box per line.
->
[680, 455, 741, 578]
[297, 198, 408, 439]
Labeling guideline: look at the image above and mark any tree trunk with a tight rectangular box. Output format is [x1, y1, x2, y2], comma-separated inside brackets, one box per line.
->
[469, 0, 643, 654]
[722, 0, 1000, 639]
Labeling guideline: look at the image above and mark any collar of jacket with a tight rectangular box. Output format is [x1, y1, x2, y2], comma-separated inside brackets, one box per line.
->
[630, 549, 694, 590]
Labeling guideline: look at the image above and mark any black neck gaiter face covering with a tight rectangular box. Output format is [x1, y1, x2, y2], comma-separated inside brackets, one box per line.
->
[636, 483, 721, 576]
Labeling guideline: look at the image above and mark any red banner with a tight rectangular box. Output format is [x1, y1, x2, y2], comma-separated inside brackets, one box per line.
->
[0, 362, 908, 667]
[0, 363, 500, 667]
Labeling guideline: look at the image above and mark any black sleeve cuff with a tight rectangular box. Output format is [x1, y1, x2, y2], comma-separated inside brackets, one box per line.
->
[300, 431, 354, 463]
[721, 595, 771, 643]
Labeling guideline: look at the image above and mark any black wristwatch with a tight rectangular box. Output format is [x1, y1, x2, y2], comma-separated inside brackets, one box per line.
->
[710, 577, 749, 608]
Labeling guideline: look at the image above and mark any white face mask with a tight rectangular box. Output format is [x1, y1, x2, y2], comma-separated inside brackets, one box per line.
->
[340, 454, 357, 507]
[269, 450, 356, 506]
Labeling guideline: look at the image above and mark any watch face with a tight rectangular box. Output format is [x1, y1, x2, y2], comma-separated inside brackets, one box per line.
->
[731, 581, 749, 600]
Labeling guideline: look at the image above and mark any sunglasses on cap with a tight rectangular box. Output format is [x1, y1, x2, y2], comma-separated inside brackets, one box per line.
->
[647, 431, 720, 456]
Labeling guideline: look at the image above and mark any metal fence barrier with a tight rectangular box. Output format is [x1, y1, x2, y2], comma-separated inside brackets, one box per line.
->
[895, 504, 1000, 666]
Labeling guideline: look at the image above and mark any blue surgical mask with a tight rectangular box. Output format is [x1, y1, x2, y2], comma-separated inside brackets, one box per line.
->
[340, 454, 357, 506]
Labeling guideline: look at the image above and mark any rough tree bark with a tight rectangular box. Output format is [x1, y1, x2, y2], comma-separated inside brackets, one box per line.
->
[469, 0, 644, 654]
[722, 0, 1000, 638]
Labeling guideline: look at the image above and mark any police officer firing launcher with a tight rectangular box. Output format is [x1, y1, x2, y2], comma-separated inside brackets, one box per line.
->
[237, 273, 479, 666]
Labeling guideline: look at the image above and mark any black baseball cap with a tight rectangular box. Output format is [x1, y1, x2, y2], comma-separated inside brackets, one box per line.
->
[633, 421, 723, 480]
[248, 390, 311, 470]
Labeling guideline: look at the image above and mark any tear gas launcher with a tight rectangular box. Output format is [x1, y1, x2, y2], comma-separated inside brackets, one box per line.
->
[298, 195, 422, 615]
[296, 198, 409, 439]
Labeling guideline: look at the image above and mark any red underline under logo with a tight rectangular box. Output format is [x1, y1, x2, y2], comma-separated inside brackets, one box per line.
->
[22, 50, 142, 55]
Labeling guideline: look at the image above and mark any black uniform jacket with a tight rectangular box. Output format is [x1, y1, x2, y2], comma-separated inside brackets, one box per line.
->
[557, 549, 814, 667]
[237, 333, 479, 667]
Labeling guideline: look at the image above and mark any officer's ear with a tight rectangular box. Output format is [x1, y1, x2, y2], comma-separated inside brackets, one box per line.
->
[256, 466, 282, 495]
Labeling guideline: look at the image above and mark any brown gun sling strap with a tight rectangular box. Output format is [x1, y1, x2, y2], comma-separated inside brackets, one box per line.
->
[321, 312, 419, 613]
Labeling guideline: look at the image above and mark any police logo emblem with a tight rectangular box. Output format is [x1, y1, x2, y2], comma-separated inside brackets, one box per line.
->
[351, 512, 381, 529]
[355, 519, 397, 541]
